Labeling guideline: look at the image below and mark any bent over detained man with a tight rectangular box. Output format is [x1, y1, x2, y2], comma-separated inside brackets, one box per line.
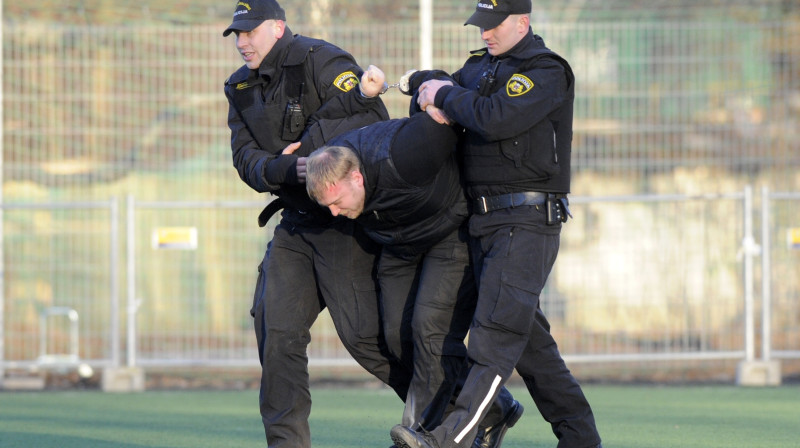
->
[221, 1, 411, 446]
[390, 1, 603, 448]
[299, 66, 523, 448]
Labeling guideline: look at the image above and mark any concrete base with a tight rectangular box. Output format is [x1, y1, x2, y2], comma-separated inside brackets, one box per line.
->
[101, 367, 145, 392]
[736, 360, 782, 386]
[1, 374, 46, 390]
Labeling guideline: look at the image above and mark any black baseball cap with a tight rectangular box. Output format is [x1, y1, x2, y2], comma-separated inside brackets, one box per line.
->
[464, 0, 532, 30]
[222, 0, 287, 37]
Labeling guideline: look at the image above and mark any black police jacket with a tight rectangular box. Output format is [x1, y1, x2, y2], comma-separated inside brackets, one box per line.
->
[432, 29, 575, 198]
[329, 117, 468, 256]
[224, 27, 388, 223]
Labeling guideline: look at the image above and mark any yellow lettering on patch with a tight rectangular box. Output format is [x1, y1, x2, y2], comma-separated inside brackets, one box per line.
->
[506, 74, 533, 97]
[236, 82, 249, 90]
[333, 71, 359, 92]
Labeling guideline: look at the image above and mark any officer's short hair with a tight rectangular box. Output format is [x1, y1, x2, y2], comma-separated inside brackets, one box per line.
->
[306, 145, 360, 202]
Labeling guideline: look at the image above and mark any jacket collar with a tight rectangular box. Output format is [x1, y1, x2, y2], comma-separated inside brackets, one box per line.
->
[256, 26, 294, 82]
[489, 28, 545, 60]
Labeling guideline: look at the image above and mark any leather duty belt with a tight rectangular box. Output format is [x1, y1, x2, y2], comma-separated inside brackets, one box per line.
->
[474, 191, 548, 215]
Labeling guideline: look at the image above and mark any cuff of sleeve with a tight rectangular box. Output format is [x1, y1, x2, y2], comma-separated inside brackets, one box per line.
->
[406, 70, 431, 95]
[264, 154, 299, 186]
[434, 86, 454, 109]
[357, 86, 380, 101]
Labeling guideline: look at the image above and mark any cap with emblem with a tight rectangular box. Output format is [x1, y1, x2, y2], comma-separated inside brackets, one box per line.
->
[464, 0, 532, 30]
[223, 0, 287, 37]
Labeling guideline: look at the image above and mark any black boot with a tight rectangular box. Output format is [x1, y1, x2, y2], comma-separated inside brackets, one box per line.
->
[390, 424, 440, 448]
[472, 400, 524, 448]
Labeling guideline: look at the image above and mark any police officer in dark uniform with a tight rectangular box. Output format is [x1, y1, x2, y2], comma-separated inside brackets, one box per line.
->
[390, 1, 603, 448]
[300, 66, 520, 444]
[222, 1, 411, 446]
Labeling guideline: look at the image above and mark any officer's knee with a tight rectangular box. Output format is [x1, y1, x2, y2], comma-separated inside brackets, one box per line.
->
[264, 329, 310, 358]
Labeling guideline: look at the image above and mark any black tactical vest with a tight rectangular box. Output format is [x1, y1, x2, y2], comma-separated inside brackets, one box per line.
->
[224, 36, 334, 221]
[459, 46, 575, 195]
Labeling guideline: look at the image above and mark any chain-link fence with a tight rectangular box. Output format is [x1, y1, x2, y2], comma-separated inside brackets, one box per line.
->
[2, 20, 799, 383]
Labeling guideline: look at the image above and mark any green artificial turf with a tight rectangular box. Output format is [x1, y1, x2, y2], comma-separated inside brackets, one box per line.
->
[1, 385, 797, 447]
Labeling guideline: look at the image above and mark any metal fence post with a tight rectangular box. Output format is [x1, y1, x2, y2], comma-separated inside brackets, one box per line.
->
[0, 202, 4, 387]
[126, 194, 138, 368]
[760, 186, 772, 362]
[109, 197, 121, 368]
[0, 0, 5, 390]
[419, 0, 433, 69]
[735, 185, 781, 386]
[99, 195, 145, 392]
[742, 185, 756, 362]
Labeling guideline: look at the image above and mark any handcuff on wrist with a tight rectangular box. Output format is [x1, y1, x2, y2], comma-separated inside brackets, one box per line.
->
[359, 82, 387, 98]
[361, 69, 417, 97]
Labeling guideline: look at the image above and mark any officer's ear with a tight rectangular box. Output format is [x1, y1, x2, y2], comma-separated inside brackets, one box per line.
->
[516, 14, 529, 32]
[273, 20, 286, 38]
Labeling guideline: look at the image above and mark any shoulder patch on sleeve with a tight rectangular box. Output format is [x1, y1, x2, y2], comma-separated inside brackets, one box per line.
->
[333, 71, 359, 92]
[506, 74, 534, 97]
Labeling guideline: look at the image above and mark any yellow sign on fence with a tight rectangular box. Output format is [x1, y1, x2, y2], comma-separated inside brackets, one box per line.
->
[152, 227, 198, 250]
[788, 228, 800, 250]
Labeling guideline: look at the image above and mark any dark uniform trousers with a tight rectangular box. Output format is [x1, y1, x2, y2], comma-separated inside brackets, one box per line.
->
[251, 212, 412, 447]
[430, 205, 601, 448]
[377, 225, 475, 428]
